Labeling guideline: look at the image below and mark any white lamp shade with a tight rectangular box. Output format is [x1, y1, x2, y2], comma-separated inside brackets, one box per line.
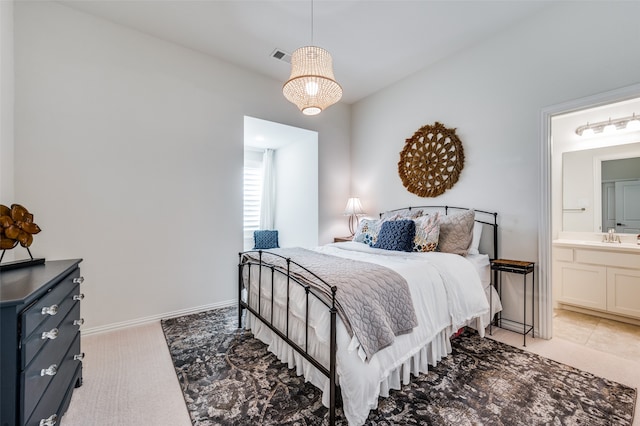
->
[626, 118, 640, 131]
[283, 46, 343, 115]
[603, 122, 616, 134]
[344, 197, 365, 216]
[581, 127, 595, 137]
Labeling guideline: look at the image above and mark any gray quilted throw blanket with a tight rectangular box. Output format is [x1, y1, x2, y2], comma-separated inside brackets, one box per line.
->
[242, 247, 418, 360]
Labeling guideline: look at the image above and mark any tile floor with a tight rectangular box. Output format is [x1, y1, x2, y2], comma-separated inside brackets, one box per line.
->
[553, 308, 640, 362]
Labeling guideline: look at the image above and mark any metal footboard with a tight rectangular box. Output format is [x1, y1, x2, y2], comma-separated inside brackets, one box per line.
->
[238, 250, 338, 425]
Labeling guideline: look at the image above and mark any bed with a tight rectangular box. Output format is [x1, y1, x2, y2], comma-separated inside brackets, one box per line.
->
[238, 206, 501, 425]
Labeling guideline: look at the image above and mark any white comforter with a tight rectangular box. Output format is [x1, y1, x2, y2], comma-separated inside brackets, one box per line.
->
[244, 241, 492, 425]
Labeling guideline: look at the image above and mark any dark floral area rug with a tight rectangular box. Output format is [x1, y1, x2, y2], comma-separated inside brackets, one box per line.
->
[161, 307, 636, 425]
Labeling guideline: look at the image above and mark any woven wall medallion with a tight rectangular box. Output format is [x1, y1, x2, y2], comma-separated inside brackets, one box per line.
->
[398, 122, 465, 198]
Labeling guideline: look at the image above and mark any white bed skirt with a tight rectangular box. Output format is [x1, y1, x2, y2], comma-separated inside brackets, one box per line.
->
[245, 311, 510, 426]
[247, 312, 451, 419]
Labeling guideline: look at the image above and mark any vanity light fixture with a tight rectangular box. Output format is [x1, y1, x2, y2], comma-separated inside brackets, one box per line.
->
[603, 118, 617, 134]
[575, 113, 640, 137]
[627, 113, 640, 131]
[282, 0, 342, 115]
[580, 125, 595, 137]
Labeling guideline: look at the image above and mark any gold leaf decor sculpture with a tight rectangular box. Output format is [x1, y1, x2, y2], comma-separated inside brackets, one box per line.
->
[398, 122, 465, 198]
[0, 204, 42, 250]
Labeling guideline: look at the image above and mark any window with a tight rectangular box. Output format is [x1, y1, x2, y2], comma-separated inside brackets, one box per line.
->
[243, 159, 263, 250]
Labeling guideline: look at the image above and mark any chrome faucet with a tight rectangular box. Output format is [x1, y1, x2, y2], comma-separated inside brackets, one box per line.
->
[603, 228, 621, 243]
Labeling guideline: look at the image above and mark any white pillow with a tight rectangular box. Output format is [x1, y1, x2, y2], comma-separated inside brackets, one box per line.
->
[468, 221, 483, 255]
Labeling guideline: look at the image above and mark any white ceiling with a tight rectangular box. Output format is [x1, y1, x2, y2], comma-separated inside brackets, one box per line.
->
[51, 1, 639, 147]
[59, 0, 555, 105]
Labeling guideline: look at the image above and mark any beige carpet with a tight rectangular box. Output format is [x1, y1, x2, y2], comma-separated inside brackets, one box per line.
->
[61, 321, 639, 426]
[61, 322, 191, 426]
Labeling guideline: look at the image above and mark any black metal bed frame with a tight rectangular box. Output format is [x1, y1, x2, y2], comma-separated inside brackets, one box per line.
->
[380, 206, 499, 260]
[238, 206, 498, 425]
[238, 250, 340, 424]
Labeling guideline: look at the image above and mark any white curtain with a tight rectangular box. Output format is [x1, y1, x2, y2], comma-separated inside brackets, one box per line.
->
[259, 149, 275, 230]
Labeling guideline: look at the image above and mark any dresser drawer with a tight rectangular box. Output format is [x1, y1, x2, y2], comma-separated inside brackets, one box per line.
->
[21, 267, 81, 338]
[22, 285, 81, 369]
[24, 333, 82, 426]
[21, 304, 81, 422]
[0, 259, 83, 426]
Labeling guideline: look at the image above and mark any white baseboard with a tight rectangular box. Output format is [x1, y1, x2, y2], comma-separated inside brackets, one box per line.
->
[82, 299, 238, 336]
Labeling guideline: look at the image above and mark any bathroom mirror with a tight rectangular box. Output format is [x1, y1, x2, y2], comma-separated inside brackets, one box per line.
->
[562, 142, 640, 233]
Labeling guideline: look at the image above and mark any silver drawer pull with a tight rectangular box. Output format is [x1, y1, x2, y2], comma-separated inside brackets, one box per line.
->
[74, 352, 85, 361]
[73, 318, 85, 326]
[41, 305, 58, 316]
[40, 364, 57, 377]
[73, 276, 85, 285]
[41, 328, 59, 340]
[73, 293, 85, 301]
[39, 414, 58, 426]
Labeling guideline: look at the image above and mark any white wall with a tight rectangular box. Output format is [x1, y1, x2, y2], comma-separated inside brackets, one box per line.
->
[561, 149, 598, 232]
[274, 132, 318, 248]
[1, 0, 14, 209]
[351, 2, 640, 326]
[13, 1, 350, 331]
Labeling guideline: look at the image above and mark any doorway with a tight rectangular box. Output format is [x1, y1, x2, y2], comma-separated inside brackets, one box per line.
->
[539, 83, 640, 340]
[612, 179, 640, 233]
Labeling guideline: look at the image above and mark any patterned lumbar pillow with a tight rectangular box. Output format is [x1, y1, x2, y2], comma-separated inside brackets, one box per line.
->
[437, 209, 475, 256]
[380, 208, 424, 221]
[253, 230, 279, 249]
[353, 218, 383, 246]
[372, 219, 416, 252]
[413, 212, 440, 252]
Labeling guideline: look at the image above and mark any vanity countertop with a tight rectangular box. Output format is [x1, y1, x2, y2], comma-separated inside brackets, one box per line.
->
[553, 238, 640, 253]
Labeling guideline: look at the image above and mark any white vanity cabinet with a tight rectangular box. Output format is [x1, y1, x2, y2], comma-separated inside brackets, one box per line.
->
[607, 267, 640, 318]
[553, 240, 640, 323]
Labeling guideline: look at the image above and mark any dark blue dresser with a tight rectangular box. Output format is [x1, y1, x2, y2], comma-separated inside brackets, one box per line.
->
[1, 259, 84, 426]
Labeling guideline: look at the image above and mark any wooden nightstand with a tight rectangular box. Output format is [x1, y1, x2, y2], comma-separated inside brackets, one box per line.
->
[334, 236, 353, 243]
[490, 258, 535, 346]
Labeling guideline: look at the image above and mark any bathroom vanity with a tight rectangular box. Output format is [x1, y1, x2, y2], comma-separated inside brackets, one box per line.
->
[553, 233, 640, 325]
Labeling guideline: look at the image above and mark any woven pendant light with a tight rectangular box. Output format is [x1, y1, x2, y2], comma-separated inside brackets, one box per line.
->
[282, 0, 342, 115]
[283, 46, 342, 115]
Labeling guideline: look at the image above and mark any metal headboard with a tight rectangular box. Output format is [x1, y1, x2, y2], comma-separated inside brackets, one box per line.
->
[378, 205, 499, 260]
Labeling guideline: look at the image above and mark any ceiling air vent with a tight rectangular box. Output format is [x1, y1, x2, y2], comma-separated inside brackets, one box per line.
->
[271, 48, 291, 64]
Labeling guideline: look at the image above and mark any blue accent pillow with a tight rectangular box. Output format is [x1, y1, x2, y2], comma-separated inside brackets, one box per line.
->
[372, 220, 415, 252]
[253, 230, 279, 249]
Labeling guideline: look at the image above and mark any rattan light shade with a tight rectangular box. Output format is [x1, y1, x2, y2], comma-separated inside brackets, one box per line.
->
[282, 46, 342, 116]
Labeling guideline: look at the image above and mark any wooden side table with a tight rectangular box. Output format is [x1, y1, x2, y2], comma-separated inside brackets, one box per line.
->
[490, 259, 535, 346]
[334, 236, 353, 242]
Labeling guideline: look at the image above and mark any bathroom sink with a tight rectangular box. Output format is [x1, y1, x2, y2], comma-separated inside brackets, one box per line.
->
[553, 239, 640, 251]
